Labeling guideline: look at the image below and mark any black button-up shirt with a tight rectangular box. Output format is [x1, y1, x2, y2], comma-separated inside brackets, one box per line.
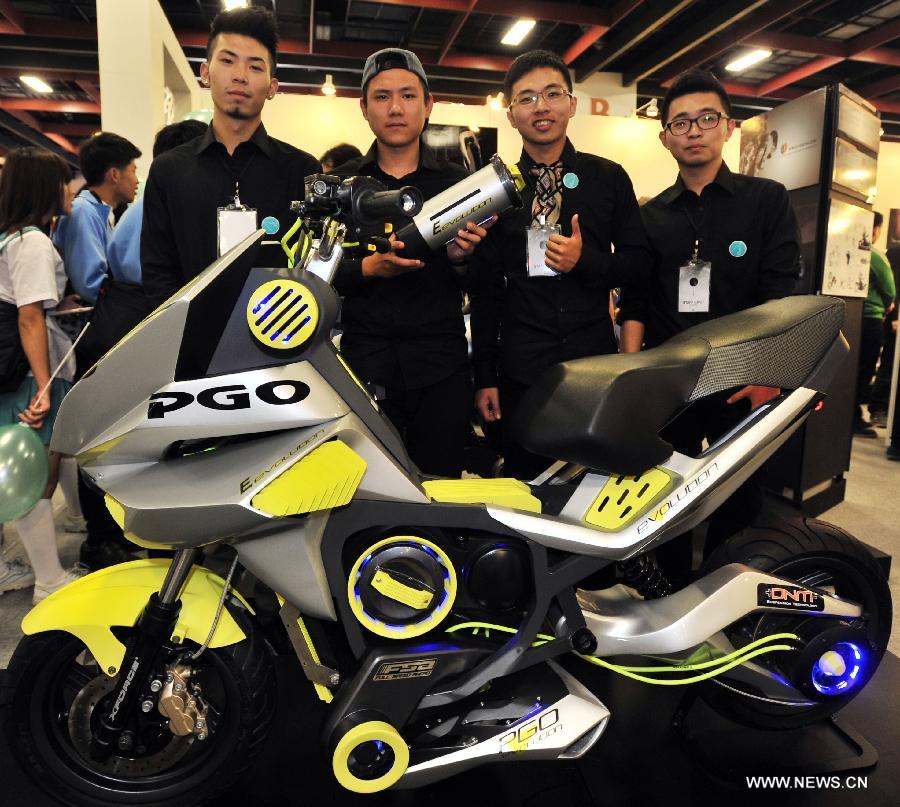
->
[619, 162, 800, 347]
[469, 139, 652, 389]
[141, 123, 319, 306]
[333, 141, 470, 390]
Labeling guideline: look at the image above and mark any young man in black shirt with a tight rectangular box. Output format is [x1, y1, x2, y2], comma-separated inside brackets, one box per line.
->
[618, 69, 800, 580]
[141, 7, 319, 306]
[469, 49, 651, 480]
[333, 48, 493, 478]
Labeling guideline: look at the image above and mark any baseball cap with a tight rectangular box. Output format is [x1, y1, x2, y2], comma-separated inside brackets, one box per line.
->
[361, 48, 429, 94]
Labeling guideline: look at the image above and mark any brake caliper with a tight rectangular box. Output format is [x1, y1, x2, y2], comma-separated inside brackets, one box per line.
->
[158, 662, 210, 740]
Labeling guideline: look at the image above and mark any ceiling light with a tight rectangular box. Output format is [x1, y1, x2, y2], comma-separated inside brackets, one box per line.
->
[501, 19, 536, 46]
[487, 93, 504, 111]
[20, 75, 53, 93]
[322, 74, 336, 96]
[725, 49, 772, 73]
[223, 0, 249, 10]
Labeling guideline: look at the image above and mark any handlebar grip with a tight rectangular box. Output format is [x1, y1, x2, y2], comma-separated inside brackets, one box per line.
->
[355, 186, 423, 222]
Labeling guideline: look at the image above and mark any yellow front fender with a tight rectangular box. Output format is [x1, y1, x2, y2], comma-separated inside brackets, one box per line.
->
[22, 559, 252, 676]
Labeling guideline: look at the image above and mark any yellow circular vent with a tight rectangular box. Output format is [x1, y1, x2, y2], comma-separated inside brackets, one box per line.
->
[246, 279, 318, 350]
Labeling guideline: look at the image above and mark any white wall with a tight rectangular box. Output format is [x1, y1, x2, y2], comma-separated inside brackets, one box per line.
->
[97, 0, 203, 180]
[874, 140, 900, 251]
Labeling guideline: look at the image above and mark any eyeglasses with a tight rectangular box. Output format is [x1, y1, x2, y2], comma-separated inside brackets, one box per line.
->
[665, 111, 729, 136]
[510, 86, 573, 108]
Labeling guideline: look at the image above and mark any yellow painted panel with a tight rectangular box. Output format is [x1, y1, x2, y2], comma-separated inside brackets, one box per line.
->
[251, 440, 366, 516]
[584, 468, 675, 530]
[423, 478, 541, 513]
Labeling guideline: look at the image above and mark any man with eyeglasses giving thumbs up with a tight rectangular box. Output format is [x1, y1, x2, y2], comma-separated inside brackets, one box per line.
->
[469, 49, 651, 480]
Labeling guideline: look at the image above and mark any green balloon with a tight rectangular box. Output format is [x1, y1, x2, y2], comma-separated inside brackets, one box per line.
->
[0, 423, 49, 522]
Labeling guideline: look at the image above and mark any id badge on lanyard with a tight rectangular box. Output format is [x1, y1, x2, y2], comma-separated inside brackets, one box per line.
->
[526, 215, 561, 277]
[217, 170, 258, 256]
[678, 239, 711, 313]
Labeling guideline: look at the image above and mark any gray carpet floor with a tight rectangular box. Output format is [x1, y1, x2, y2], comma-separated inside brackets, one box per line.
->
[2, 424, 899, 668]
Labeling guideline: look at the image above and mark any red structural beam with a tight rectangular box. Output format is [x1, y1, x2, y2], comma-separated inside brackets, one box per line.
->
[43, 131, 77, 153]
[755, 55, 843, 96]
[75, 79, 100, 104]
[438, 0, 479, 65]
[0, 0, 26, 33]
[564, 26, 609, 65]
[657, 0, 813, 82]
[375, 0, 610, 26]
[873, 98, 900, 115]
[0, 98, 100, 114]
[42, 122, 98, 137]
[858, 73, 900, 100]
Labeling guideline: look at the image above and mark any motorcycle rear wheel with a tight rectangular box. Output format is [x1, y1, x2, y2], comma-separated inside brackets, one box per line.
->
[1, 605, 275, 806]
[698, 516, 891, 730]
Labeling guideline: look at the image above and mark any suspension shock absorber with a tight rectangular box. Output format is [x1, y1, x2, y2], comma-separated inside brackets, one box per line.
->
[619, 554, 672, 599]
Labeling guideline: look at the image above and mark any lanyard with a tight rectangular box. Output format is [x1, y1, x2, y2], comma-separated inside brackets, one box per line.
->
[680, 196, 706, 262]
[218, 149, 257, 207]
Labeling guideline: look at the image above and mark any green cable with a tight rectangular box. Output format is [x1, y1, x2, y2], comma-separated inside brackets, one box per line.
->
[577, 645, 795, 686]
[445, 621, 798, 685]
[281, 216, 303, 263]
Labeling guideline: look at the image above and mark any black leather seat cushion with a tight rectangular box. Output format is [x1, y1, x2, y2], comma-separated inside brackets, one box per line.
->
[511, 295, 845, 475]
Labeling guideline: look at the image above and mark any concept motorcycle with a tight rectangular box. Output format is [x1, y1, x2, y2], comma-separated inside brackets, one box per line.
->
[1, 169, 891, 805]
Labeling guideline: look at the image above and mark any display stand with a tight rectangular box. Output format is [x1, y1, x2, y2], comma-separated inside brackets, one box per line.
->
[671, 688, 878, 783]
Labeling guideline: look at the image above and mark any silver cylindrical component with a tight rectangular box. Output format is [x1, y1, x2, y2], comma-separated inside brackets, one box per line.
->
[393, 155, 523, 257]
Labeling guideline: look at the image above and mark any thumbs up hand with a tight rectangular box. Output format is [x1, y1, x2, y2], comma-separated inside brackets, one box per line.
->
[544, 213, 583, 274]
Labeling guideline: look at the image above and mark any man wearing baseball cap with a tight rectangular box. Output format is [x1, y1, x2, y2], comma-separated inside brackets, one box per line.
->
[332, 48, 493, 477]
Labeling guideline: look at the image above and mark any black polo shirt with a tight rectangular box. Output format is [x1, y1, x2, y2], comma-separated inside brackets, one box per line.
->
[333, 141, 469, 390]
[619, 162, 800, 347]
[141, 123, 319, 306]
[469, 139, 652, 389]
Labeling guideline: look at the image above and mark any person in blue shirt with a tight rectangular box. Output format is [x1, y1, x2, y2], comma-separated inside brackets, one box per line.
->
[53, 132, 141, 304]
[106, 120, 208, 287]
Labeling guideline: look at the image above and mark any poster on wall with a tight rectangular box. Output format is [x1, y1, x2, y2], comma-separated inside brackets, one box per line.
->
[837, 86, 881, 155]
[739, 87, 826, 191]
[822, 198, 873, 297]
[422, 125, 498, 172]
[832, 137, 878, 201]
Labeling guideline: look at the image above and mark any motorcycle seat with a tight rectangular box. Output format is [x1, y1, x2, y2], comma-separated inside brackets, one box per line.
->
[511, 295, 845, 475]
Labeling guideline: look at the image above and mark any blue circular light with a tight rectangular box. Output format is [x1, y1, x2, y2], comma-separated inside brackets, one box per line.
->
[811, 642, 865, 696]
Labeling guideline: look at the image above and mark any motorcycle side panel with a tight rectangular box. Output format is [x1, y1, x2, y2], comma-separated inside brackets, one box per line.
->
[21, 559, 250, 676]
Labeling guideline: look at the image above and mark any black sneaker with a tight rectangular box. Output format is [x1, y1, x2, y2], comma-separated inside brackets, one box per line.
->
[869, 409, 887, 428]
[853, 420, 877, 438]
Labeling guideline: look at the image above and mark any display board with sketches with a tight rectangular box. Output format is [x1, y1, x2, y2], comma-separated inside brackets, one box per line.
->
[822, 198, 873, 297]
[739, 88, 826, 191]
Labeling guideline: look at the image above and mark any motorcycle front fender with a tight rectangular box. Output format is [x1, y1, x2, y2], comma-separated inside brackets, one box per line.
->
[22, 558, 251, 676]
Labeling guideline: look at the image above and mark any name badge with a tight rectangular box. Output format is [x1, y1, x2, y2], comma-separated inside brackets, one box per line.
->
[526, 218, 561, 278]
[217, 205, 258, 257]
[678, 259, 711, 312]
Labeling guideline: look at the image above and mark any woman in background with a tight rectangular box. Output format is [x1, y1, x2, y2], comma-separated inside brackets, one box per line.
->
[0, 147, 87, 603]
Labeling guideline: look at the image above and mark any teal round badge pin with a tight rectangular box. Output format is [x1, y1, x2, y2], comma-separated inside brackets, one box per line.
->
[729, 240, 747, 258]
[262, 216, 280, 235]
[563, 172, 579, 189]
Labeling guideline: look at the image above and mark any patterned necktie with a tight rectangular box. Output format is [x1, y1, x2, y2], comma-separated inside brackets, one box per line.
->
[530, 161, 564, 225]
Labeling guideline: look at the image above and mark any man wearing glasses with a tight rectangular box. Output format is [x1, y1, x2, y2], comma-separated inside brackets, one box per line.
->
[618, 69, 800, 583]
[470, 49, 651, 480]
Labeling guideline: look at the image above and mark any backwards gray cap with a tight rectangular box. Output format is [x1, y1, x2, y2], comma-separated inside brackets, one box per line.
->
[361, 48, 429, 94]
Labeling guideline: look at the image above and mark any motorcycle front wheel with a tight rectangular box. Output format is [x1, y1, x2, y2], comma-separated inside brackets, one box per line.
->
[1, 604, 275, 806]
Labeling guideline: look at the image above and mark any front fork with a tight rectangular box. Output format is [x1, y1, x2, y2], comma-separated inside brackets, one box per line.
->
[91, 549, 198, 758]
